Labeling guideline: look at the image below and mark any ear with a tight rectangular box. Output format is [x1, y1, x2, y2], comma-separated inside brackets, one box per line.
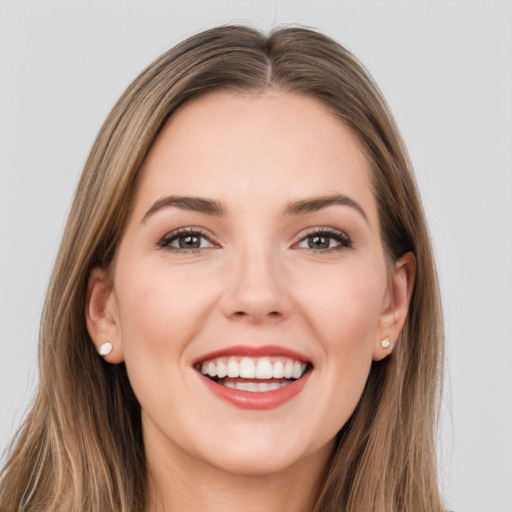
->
[85, 267, 124, 363]
[373, 252, 416, 361]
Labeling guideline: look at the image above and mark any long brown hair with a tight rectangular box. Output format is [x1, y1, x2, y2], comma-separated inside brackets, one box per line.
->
[0, 25, 445, 511]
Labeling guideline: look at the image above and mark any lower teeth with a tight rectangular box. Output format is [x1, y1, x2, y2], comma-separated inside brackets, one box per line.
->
[222, 380, 292, 392]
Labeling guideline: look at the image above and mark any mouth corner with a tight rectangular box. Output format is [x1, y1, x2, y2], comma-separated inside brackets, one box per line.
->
[195, 357, 313, 409]
[194, 354, 313, 391]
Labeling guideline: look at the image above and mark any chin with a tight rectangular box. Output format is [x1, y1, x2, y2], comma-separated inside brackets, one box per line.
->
[186, 424, 334, 478]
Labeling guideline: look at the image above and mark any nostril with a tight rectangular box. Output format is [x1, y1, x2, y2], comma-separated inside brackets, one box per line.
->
[230, 310, 282, 320]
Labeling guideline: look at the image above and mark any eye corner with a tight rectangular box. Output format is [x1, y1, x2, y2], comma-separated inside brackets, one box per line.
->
[294, 226, 353, 253]
[157, 227, 219, 253]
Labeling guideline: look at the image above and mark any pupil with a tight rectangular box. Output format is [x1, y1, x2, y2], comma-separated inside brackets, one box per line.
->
[309, 235, 329, 249]
[179, 235, 200, 248]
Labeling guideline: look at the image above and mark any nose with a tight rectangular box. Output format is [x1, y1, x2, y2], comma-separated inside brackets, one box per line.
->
[220, 247, 290, 323]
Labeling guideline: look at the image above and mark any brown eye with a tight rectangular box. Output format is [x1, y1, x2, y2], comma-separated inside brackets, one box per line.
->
[307, 235, 330, 249]
[296, 229, 352, 252]
[159, 229, 215, 251]
[178, 234, 201, 249]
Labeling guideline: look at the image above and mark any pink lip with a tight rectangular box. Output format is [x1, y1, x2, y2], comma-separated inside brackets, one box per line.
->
[193, 344, 313, 410]
[198, 370, 312, 410]
[193, 344, 311, 365]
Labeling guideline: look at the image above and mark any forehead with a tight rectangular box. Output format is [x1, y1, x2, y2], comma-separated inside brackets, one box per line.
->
[134, 90, 375, 219]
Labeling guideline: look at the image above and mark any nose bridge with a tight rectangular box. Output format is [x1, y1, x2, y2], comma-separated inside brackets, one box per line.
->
[222, 237, 288, 321]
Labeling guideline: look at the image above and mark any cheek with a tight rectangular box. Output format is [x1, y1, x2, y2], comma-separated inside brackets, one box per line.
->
[112, 262, 220, 415]
[115, 261, 218, 350]
[296, 260, 385, 414]
[296, 260, 386, 348]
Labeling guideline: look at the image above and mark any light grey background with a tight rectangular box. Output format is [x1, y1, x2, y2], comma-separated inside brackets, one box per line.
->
[1, 2, 511, 511]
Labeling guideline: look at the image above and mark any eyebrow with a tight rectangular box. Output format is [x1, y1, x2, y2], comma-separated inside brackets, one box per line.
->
[142, 195, 225, 222]
[142, 193, 368, 224]
[285, 194, 368, 223]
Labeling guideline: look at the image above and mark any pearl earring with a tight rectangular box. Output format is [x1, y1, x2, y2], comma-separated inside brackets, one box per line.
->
[98, 342, 113, 357]
[380, 337, 392, 350]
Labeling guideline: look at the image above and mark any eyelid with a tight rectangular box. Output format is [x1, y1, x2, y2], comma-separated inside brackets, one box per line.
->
[158, 226, 219, 252]
[157, 225, 352, 253]
[293, 226, 353, 251]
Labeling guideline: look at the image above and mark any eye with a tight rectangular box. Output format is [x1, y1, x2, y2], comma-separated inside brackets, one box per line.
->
[296, 228, 352, 252]
[159, 228, 216, 252]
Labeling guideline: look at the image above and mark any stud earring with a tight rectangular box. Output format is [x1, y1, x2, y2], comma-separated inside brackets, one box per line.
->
[98, 342, 113, 357]
[380, 337, 392, 350]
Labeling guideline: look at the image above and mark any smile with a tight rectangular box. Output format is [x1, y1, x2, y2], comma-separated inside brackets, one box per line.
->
[193, 346, 313, 409]
[196, 356, 309, 392]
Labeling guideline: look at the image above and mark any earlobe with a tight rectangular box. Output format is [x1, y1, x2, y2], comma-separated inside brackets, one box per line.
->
[373, 252, 416, 361]
[85, 267, 124, 363]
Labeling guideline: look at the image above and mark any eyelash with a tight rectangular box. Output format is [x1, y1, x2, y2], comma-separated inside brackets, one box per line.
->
[295, 227, 353, 253]
[158, 227, 352, 253]
[158, 228, 216, 253]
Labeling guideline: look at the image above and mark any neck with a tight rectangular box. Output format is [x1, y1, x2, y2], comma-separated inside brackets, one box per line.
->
[144, 434, 332, 512]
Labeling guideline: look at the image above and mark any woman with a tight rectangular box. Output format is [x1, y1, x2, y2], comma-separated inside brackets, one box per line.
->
[0, 25, 445, 511]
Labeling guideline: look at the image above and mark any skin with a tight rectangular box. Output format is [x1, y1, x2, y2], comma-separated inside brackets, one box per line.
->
[86, 90, 415, 512]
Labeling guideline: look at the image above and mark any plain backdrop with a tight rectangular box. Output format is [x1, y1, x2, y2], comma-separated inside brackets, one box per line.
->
[1, 2, 511, 511]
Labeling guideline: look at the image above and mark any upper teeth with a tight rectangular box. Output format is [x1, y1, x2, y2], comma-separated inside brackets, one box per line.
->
[199, 357, 307, 380]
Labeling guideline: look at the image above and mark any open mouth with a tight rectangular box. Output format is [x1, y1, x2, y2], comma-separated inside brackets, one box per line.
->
[194, 356, 312, 393]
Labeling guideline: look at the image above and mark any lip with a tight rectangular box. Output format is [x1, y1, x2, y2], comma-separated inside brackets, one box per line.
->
[192, 344, 312, 365]
[193, 344, 313, 410]
[198, 369, 312, 410]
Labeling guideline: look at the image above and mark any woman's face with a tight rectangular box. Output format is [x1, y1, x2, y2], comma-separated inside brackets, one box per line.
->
[88, 90, 410, 477]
